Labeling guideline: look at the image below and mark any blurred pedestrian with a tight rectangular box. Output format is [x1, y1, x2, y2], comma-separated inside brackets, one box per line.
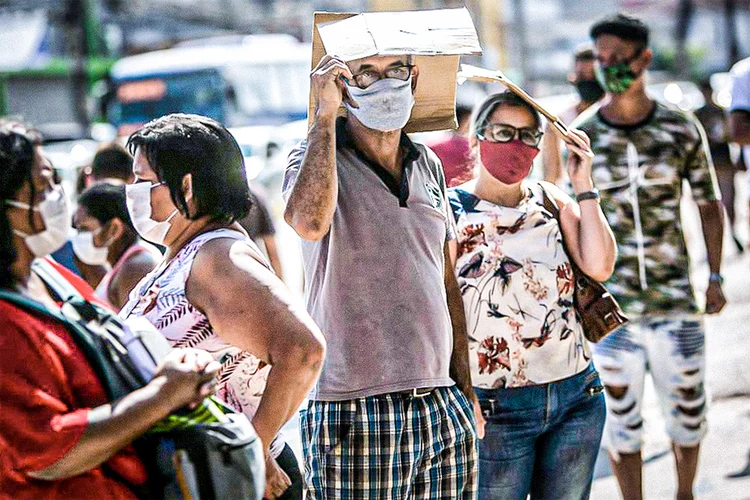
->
[541, 44, 605, 184]
[90, 142, 135, 184]
[284, 53, 477, 498]
[0, 119, 220, 499]
[574, 14, 726, 500]
[73, 183, 158, 309]
[695, 80, 744, 252]
[238, 186, 284, 280]
[427, 103, 475, 187]
[120, 113, 326, 500]
[449, 91, 615, 500]
[729, 55, 750, 251]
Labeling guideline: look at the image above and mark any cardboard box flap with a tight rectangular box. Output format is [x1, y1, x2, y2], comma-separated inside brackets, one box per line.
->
[317, 8, 482, 61]
[309, 9, 482, 134]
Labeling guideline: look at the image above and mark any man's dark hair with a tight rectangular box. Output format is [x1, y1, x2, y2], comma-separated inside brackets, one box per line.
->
[78, 182, 136, 234]
[127, 113, 251, 224]
[574, 43, 596, 62]
[473, 91, 542, 133]
[91, 142, 133, 182]
[456, 104, 473, 125]
[590, 13, 649, 48]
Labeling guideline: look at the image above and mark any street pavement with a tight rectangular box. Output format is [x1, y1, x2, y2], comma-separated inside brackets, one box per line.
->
[592, 187, 750, 500]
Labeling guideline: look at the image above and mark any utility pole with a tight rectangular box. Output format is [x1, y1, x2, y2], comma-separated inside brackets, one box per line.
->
[512, 0, 529, 86]
[64, 0, 89, 131]
[725, 0, 740, 65]
[674, 0, 694, 79]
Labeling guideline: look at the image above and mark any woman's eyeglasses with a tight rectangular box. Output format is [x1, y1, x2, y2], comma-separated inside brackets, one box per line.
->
[477, 123, 543, 147]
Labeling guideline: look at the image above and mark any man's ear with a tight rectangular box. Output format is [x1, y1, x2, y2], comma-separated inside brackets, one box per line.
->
[567, 72, 577, 85]
[411, 65, 420, 94]
[640, 48, 653, 72]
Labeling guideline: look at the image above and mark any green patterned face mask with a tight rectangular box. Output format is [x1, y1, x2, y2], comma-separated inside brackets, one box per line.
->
[596, 49, 643, 94]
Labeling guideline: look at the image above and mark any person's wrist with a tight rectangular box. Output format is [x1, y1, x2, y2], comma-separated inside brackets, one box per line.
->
[571, 178, 595, 195]
[708, 272, 723, 285]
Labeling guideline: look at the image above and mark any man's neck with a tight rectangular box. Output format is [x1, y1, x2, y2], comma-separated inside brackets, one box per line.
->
[600, 80, 654, 126]
[347, 118, 403, 177]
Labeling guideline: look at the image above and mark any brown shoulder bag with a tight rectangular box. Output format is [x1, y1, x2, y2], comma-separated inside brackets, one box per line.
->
[538, 183, 628, 343]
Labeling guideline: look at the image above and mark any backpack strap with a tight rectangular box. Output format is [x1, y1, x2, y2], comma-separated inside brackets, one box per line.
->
[0, 289, 132, 400]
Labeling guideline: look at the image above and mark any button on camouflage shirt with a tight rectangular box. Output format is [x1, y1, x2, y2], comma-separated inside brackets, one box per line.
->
[573, 102, 720, 316]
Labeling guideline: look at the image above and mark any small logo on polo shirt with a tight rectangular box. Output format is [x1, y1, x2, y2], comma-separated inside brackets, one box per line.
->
[424, 182, 444, 210]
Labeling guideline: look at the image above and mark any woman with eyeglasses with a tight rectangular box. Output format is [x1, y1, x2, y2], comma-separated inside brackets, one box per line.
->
[447, 91, 617, 500]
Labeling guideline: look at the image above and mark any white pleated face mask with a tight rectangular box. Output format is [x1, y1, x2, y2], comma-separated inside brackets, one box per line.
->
[344, 76, 415, 132]
[6, 186, 71, 257]
[71, 228, 110, 266]
[125, 182, 179, 245]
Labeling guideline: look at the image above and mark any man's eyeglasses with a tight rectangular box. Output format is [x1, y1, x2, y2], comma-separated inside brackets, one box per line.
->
[477, 123, 543, 147]
[348, 64, 414, 89]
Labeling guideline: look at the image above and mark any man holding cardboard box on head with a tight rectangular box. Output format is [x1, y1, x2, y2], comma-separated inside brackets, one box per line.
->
[282, 8, 482, 499]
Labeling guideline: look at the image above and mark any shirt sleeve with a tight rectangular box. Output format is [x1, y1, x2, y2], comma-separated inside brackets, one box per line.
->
[282, 140, 308, 202]
[730, 62, 750, 112]
[425, 145, 456, 242]
[0, 308, 92, 475]
[683, 115, 721, 204]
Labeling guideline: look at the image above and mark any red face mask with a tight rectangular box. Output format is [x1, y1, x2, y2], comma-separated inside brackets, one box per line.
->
[479, 139, 539, 184]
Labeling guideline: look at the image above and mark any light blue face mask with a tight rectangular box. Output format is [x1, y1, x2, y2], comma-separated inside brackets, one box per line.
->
[344, 76, 415, 132]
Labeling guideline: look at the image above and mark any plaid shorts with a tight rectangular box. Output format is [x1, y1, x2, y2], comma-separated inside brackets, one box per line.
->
[301, 385, 478, 499]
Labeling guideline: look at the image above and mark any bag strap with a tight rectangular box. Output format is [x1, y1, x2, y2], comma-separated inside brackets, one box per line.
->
[537, 182, 596, 285]
[0, 289, 131, 400]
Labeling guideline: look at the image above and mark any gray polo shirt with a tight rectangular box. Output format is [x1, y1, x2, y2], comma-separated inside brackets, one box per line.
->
[283, 119, 457, 401]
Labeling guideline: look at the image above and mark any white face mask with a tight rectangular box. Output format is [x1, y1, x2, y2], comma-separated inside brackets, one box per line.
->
[344, 76, 415, 132]
[6, 186, 71, 257]
[72, 228, 110, 266]
[125, 181, 179, 245]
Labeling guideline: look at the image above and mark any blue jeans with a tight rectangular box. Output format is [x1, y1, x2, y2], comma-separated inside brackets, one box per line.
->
[475, 363, 606, 500]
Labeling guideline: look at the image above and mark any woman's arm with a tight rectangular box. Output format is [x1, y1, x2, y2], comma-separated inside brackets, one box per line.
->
[549, 128, 617, 282]
[187, 237, 326, 451]
[29, 349, 219, 481]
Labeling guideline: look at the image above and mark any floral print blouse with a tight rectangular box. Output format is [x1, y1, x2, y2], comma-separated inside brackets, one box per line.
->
[448, 183, 591, 389]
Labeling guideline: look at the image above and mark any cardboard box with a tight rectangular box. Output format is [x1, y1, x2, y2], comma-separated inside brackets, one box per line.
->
[309, 8, 482, 133]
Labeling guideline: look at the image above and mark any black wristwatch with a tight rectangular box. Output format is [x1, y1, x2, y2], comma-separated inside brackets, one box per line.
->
[576, 188, 600, 203]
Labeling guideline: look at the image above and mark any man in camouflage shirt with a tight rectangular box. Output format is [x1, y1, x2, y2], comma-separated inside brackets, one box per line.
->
[572, 14, 726, 500]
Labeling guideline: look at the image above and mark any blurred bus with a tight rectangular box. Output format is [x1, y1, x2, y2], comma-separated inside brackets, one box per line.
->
[107, 35, 310, 136]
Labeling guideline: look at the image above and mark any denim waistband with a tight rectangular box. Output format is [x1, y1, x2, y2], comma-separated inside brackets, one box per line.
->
[474, 363, 598, 401]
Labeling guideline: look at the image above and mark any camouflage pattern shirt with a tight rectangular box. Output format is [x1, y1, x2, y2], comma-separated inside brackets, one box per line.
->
[572, 102, 720, 316]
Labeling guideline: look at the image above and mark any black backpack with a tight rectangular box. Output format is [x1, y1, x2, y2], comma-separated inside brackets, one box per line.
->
[0, 260, 265, 499]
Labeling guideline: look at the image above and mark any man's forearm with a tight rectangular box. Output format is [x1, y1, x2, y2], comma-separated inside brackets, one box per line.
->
[698, 200, 724, 274]
[284, 116, 338, 240]
[445, 258, 474, 398]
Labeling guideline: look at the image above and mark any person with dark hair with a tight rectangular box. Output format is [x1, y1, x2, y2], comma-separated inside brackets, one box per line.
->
[729, 56, 750, 251]
[573, 13, 726, 500]
[90, 142, 134, 184]
[238, 186, 284, 280]
[695, 80, 744, 253]
[72, 183, 158, 309]
[448, 91, 615, 499]
[427, 103, 476, 187]
[0, 119, 221, 499]
[120, 113, 326, 500]
[541, 43, 605, 184]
